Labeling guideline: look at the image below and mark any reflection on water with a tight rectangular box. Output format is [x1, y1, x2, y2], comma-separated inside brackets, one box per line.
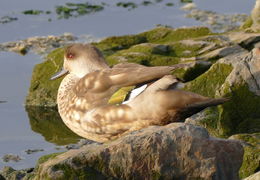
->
[26, 106, 81, 146]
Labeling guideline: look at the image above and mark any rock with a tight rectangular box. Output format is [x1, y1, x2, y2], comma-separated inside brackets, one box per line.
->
[2, 154, 21, 163]
[183, 44, 260, 137]
[227, 32, 260, 50]
[200, 45, 245, 60]
[0, 166, 34, 180]
[180, 3, 196, 11]
[25, 48, 64, 107]
[244, 171, 260, 180]
[25, 149, 44, 155]
[35, 123, 243, 180]
[229, 133, 260, 179]
[0, 33, 77, 55]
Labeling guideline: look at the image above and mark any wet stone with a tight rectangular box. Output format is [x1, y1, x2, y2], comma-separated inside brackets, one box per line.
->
[25, 149, 44, 155]
[2, 154, 21, 163]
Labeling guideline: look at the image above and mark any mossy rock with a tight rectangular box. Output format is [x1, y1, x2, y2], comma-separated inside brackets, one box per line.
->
[95, 26, 212, 56]
[35, 151, 115, 180]
[36, 152, 64, 169]
[26, 48, 64, 107]
[107, 42, 210, 67]
[218, 82, 260, 136]
[0, 166, 34, 180]
[139, 26, 212, 43]
[26, 106, 81, 145]
[184, 61, 260, 137]
[230, 133, 260, 179]
[240, 17, 254, 30]
[184, 63, 233, 97]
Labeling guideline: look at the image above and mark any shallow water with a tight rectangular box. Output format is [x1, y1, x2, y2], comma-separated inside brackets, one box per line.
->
[0, 0, 256, 169]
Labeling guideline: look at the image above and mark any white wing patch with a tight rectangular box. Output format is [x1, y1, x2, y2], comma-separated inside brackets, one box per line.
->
[123, 84, 147, 104]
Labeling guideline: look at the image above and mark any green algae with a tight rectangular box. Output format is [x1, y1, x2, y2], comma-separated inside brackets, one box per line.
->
[93, 34, 147, 56]
[240, 17, 254, 30]
[218, 82, 260, 136]
[142, 1, 153, 6]
[184, 63, 233, 97]
[105, 39, 207, 67]
[165, 3, 174, 6]
[26, 48, 64, 107]
[96, 26, 211, 56]
[231, 133, 260, 179]
[140, 26, 212, 44]
[22, 10, 49, 15]
[116, 2, 137, 10]
[56, 2, 104, 19]
[181, 0, 193, 3]
[41, 163, 112, 180]
[169, 42, 203, 57]
[36, 152, 64, 167]
[196, 107, 221, 137]
[184, 64, 260, 137]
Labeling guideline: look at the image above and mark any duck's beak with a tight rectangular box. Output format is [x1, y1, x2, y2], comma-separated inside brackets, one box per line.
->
[50, 68, 69, 80]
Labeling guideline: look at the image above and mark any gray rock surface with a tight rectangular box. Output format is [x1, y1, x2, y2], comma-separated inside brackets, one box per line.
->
[219, 47, 260, 96]
[244, 171, 260, 180]
[0, 33, 77, 55]
[0, 166, 33, 180]
[35, 123, 243, 180]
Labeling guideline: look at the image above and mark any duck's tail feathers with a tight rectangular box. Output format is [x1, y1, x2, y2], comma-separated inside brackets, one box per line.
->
[177, 97, 229, 121]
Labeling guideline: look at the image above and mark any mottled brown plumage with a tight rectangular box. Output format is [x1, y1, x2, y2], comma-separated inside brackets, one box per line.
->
[52, 43, 227, 142]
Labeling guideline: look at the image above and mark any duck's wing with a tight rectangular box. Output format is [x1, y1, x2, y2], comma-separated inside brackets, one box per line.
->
[73, 63, 188, 105]
[112, 62, 146, 68]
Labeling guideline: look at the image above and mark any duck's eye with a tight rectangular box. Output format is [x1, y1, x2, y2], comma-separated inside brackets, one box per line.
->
[66, 53, 75, 60]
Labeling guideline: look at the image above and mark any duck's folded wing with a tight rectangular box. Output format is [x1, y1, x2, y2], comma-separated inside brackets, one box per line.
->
[73, 63, 188, 104]
[112, 62, 146, 68]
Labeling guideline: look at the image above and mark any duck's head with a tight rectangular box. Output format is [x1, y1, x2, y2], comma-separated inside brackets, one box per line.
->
[51, 43, 109, 80]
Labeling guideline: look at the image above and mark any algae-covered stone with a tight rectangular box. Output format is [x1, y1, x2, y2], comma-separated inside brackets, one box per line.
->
[139, 26, 212, 43]
[0, 166, 34, 180]
[229, 133, 260, 179]
[26, 48, 64, 107]
[35, 123, 243, 180]
[184, 63, 233, 97]
[184, 47, 260, 137]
